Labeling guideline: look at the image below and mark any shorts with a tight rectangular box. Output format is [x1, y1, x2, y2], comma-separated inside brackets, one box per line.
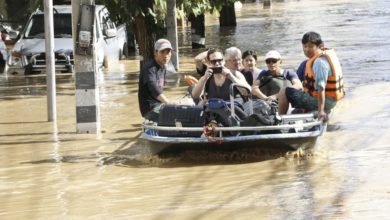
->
[285, 87, 336, 112]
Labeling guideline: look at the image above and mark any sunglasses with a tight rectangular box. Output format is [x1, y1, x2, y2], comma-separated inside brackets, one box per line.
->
[210, 59, 223, 65]
[266, 59, 279, 64]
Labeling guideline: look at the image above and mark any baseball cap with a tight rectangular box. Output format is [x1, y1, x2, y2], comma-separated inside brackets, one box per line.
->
[265, 50, 281, 60]
[154, 39, 173, 51]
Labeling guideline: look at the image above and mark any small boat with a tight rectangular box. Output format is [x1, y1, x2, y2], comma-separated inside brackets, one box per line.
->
[141, 84, 326, 151]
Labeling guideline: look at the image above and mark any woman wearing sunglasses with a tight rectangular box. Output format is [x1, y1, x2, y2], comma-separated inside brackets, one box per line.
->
[251, 50, 302, 101]
[191, 48, 250, 105]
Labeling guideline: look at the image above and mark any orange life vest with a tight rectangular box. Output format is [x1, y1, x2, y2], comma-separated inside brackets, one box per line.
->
[303, 48, 345, 101]
[184, 75, 199, 86]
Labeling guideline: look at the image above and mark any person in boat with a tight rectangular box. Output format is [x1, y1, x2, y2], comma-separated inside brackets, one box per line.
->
[191, 48, 250, 105]
[194, 46, 245, 77]
[224, 46, 244, 72]
[252, 50, 302, 101]
[138, 39, 174, 122]
[241, 50, 263, 86]
[278, 31, 345, 121]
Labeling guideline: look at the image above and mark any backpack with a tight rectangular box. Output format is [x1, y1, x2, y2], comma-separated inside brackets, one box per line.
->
[204, 98, 277, 136]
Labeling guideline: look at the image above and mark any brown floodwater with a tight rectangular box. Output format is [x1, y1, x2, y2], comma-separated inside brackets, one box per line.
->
[1, 0, 390, 219]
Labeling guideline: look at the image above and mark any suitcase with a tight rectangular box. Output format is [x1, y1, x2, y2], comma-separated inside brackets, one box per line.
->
[158, 105, 205, 137]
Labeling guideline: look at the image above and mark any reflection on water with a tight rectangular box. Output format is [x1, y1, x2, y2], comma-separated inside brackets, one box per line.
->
[1, 0, 390, 219]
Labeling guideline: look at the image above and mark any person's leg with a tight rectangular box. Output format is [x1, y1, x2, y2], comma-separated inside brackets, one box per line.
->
[144, 104, 162, 122]
[144, 111, 159, 122]
[282, 87, 337, 114]
[278, 87, 289, 114]
[285, 87, 318, 112]
[324, 97, 337, 112]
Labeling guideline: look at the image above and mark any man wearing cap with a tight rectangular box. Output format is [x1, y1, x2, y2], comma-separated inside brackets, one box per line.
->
[252, 50, 302, 101]
[138, 38, 174, 121]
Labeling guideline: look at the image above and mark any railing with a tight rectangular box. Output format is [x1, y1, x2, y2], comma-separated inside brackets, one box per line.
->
[143, 119, 322, 132]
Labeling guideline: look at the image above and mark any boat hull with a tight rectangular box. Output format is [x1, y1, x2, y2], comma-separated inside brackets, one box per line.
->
[142, 123, 325, 152]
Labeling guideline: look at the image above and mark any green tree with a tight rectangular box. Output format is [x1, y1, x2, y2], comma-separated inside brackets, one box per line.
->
[98, 0, 236, 63]
[96, 0, 166, 66]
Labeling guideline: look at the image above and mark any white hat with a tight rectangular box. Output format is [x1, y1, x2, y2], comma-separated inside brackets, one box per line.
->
[265, 50, 281, 60]
[154, 39, 173, 51]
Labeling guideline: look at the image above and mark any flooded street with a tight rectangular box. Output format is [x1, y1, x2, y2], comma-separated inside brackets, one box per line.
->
[1, 0, 390, 219]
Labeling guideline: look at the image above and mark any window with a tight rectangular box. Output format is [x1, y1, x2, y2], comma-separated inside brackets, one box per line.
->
[25, 14, 72, 38]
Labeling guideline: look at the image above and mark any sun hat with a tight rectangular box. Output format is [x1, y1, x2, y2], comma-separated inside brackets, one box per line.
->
[154, 39, 173, 51]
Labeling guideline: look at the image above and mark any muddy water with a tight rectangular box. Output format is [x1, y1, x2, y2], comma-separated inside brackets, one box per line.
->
[1, 0, 390, 219]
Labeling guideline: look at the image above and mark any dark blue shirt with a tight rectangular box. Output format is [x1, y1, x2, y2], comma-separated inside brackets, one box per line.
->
[297, 60, 307, 82]
[138, 59, 166, 117]
[257, 69, 299, 82]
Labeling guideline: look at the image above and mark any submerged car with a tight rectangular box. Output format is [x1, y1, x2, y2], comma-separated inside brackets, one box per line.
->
[8, 5, 127, 75]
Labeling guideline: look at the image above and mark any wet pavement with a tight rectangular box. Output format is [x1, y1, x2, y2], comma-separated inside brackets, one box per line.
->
[1, 0, 390, 219]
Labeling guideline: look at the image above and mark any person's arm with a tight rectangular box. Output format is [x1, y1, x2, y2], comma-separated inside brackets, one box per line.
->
[226, 69, 251, 95]
[291, 78, 303, 90]
[317, 88, 328, 122]
[313, 57, 331, 122]
[146, 80, 171, 104]
[191, 69, 212, 99]
[156, 93, 170, 104]
[286, 71, 303, 90]
[194, 51, 208, 71]
[251, 79, 269, 100]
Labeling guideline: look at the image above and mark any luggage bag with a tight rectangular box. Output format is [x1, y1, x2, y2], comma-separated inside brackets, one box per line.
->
[157, 105, 205, 137]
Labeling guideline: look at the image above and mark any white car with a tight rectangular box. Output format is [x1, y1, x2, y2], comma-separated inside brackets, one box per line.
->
[7, 5, 127, 75]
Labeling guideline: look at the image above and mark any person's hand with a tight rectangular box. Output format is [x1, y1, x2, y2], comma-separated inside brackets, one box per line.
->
[318, 110, 329, 122]
[204, 68, 213, 79]
[267, 95, 277, 101]
[222, 67, 234, 79]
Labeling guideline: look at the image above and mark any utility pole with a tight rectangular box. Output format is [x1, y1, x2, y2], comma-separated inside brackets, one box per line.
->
[189, 14, 205, 49]
[71, 0, 100, 134]
[44, 0, 56, 122]
[264, 0, 272, 9]
[166, 0, 179, 70]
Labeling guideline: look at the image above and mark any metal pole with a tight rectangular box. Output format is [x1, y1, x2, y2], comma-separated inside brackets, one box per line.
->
[72, 0, 100, 134]
[263, 0, 272, 9]
[166, 0, 179, 70]
[44, 0, 57, 122]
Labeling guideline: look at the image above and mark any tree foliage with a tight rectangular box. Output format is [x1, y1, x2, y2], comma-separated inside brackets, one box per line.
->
[97, 0, 236, 32]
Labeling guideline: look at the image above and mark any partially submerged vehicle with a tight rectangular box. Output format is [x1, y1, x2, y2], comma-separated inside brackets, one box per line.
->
[7, 5, 127, 75]
[142, 84, 326, 152]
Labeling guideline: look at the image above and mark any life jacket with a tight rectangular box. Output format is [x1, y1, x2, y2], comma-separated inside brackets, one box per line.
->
[303, 48, 345, 101]
[184, 75, 199, 86]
